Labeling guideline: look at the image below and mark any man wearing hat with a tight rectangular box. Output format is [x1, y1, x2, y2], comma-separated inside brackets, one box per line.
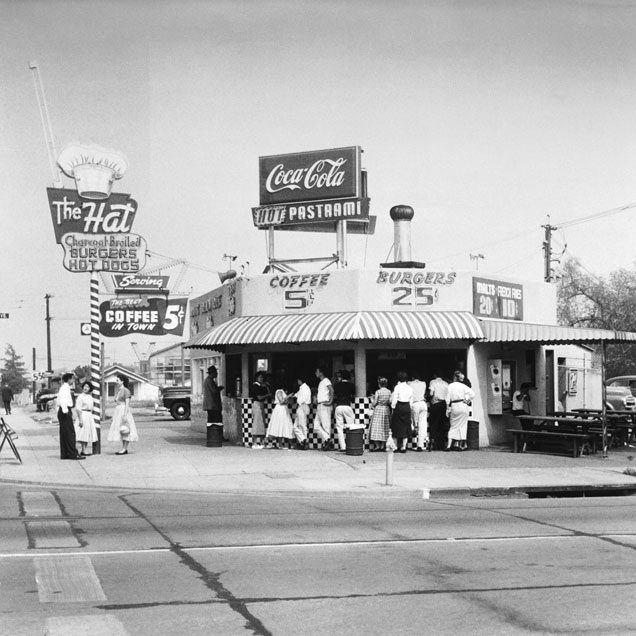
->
[203, 366, 223, 427]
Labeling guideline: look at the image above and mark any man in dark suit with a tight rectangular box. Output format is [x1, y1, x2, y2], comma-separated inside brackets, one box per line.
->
[1, 383, 13, 415]
[202, 366, 222, 426]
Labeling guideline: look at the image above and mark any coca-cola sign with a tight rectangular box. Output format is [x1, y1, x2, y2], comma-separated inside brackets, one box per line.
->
[259, 146, 361, 205]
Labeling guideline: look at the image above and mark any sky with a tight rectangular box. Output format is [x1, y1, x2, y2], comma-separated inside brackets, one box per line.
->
[1, 0, 635, 373]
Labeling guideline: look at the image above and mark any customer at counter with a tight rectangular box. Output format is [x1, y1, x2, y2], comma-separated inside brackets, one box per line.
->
[445, 370, 475, 451]
[409, 372, 428, 452]
[292, 374, 311, 450]
[314, 367, 334, 451]
[333, 369, 355, 452]
[391, 371, 413, 453]
[250, 372, 271, 450]
[428, 371, 449, 450]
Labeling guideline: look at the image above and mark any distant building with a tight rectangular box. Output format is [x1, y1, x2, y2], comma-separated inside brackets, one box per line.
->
[103, 365, 160, 402]
[147, 343, 191, 388]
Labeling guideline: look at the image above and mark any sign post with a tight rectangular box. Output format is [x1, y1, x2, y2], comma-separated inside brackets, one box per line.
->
[49, 143, 133, 453]
[255, 146, 372, 271]
[90, 272, 101, 450]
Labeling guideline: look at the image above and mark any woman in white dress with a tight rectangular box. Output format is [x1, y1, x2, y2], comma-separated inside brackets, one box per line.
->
[445, 371, 475, 451]
[266, 388, 294, 449]
[107, 374, 138, 455]
[75, 381, 98, 456]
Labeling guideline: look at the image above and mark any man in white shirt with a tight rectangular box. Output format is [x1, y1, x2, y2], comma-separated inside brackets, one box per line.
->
[428, 371, 449, 451]
[409, 372, 428, 451]
[292, 375, 312, 450]
[56, 373, 84, 460]
[314, 367, 334, 450]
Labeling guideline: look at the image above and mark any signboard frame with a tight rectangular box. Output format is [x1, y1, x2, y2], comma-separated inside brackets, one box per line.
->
[259, 146, 361, 206]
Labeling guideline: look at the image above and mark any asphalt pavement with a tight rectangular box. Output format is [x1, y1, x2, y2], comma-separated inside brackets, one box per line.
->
[1, 406, 636, 498]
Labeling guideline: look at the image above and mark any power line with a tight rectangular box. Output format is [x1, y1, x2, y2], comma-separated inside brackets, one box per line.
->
[554, 202, 636, 230]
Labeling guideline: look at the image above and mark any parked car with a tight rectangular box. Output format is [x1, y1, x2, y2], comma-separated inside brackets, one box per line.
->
[35, 389, 57, 412]
[606, 376, 636, 411]
[161, 386, 191, 420]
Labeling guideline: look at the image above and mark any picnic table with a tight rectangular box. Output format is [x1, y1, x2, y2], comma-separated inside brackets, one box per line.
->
[510, 410, 635, 456]
[570, 409, 635, 447]
[508, 415, 600, 457]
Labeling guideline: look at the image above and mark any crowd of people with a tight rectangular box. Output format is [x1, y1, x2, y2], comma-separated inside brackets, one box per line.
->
[54, 371, 136, 461]
[241, 366, 476, 452]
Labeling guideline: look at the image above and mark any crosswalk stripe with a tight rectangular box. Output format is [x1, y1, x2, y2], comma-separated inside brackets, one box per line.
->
[45, 615, 128, 635]
[28, 520, 81, 548]
[35, 555, 107, 602]
[21, 491, 62, 517]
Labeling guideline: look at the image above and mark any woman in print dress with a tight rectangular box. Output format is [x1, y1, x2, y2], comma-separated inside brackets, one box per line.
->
[369, 377, 391, 452]
[107, 374, 139, 455]
[74, 381, 98, 456]
[266, 388, 294, 449]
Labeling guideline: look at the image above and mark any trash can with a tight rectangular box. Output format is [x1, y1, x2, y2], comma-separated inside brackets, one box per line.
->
[206, 424, 223, 447]
[467, 420, 479, 450]
[345, 428, 365, 456]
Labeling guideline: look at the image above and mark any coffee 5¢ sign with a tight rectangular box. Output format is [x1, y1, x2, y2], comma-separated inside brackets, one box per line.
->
[100, 297, 187, 337]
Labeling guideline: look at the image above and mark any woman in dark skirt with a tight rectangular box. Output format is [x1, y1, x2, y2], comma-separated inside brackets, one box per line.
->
[390, 371, 413, 453]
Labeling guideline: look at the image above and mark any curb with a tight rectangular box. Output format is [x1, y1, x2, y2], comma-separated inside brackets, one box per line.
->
[424, 483, 636, 499]
[0, 478, 423, 499]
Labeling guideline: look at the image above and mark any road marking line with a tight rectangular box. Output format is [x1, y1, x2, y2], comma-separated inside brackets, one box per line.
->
[45, 615, 128, 635]
[28, 520, 81, 548]
[0, 533, 597, 560]
[35, 555, 107, 602]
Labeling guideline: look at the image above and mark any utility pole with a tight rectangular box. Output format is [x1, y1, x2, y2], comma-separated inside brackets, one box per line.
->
[541, 219, 557, 282]
[32, 347, 36, 404]
[44, 294, 52, 373]
[469, 253, 484, 271]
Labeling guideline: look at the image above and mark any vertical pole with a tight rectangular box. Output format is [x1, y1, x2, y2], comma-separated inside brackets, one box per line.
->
[601, 341, 608, 458]
[385, 450, 394, 486]
[336, 220, 347, 268]
[44, 294, 52, 388]
[267, 226, 275, 270]
[90, 273, 102, 453]
[180, 343, 185, 386]
[28, 61, 63, 188]
[32, 347, 36, 404]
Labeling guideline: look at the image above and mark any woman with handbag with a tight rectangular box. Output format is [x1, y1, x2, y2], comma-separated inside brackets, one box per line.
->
[107, 373, 138, 455]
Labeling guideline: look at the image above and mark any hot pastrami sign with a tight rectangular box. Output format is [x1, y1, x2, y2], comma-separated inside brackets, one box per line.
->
[259, 146, 361, 205]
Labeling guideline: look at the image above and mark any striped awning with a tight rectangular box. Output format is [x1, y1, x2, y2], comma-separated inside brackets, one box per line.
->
[479, 319, 636, 344]
[185, 311, 484, 349]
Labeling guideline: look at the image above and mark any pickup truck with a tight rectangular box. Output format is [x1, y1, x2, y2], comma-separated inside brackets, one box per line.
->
[160, 386, 191, 420]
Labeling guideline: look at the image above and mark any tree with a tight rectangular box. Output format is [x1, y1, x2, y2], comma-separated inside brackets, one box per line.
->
[73, 365, 92, 382]
[1, 344, 29, 394]
[557, 258, 636, 376]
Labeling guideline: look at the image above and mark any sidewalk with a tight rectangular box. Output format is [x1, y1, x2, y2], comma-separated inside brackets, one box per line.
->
[1, 407, 635, 498]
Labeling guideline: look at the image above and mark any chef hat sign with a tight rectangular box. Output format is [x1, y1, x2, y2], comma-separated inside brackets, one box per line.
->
[57, 143, 128, 200]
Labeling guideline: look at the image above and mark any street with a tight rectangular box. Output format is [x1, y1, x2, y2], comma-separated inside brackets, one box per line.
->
[0, 486, 634, 635]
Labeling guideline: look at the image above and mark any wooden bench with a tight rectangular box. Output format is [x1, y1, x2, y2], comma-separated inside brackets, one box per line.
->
[506, 428, 596, 458]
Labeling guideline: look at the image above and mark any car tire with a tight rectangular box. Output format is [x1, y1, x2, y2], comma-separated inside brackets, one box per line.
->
[170, 402, 191, 420]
